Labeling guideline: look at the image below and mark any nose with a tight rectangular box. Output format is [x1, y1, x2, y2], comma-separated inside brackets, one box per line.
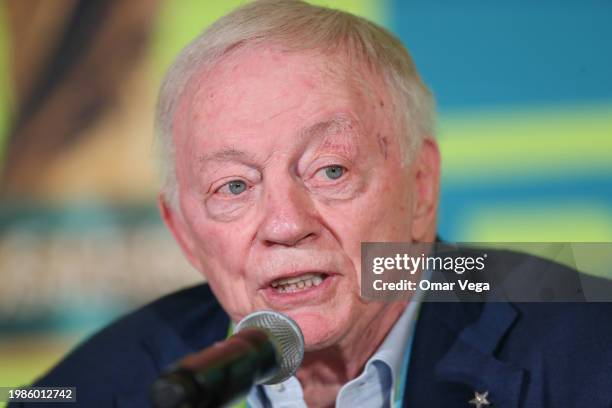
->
[256, 175, 320, 248]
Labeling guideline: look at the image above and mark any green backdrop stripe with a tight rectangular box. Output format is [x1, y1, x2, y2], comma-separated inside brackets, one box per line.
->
[438, 104, 612, 182]
[461, 203, 612, 243]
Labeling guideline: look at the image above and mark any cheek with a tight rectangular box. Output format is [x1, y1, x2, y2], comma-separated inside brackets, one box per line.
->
[182, 193, 246, 260]
[180, 196, 254, 306]
[377, 164, 415, 237]
[382, 182, 414, 237]
[190, 222, 255, 320]
[330, 178, 413, 244]
[315, 201, 385, 282]
[195, 224, 250, 276]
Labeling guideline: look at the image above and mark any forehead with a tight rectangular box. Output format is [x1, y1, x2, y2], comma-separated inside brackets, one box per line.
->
[173, 44, 393, 154]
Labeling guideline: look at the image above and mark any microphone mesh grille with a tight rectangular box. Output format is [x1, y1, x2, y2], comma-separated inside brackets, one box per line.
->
[235, 310, 304, 384]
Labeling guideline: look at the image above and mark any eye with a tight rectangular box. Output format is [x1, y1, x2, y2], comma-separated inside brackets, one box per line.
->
[322, 165, 345, 180]
[219, 180, 247, 195]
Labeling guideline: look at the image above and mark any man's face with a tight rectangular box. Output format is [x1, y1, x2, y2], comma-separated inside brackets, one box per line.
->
[164, 45, 437, 349]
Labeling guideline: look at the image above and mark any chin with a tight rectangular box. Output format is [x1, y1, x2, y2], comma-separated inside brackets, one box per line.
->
[287, 310, 347, 351]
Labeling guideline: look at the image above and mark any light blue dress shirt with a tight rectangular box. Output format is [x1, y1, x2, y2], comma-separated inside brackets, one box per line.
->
[246, 288, 425, 408]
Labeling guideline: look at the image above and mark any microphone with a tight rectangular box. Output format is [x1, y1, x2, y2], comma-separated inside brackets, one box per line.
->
[150, 310, 304, 408]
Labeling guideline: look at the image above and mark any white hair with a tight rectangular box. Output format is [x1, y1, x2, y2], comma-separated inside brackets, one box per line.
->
[155, 0, 435, 207]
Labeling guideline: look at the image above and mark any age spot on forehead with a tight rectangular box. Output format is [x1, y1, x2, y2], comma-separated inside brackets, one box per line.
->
[302, 78, 316, 89]
[377, 133, 388, 160]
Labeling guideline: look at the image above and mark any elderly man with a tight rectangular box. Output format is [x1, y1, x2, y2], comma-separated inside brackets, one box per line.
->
[16, 1, 612, 407]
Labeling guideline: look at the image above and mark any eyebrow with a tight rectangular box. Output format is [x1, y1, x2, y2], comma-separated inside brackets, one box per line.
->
[299, 114, 360, 141]
[197, 147, 260, 166]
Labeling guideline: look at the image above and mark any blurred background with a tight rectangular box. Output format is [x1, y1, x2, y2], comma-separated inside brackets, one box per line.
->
[0, 0, 611, 394]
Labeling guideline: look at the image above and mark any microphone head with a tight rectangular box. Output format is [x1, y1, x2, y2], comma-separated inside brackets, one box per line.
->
[235, 310, 304, 384]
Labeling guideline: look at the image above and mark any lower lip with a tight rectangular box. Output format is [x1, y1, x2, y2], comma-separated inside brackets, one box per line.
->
[261, 274, 338, 308]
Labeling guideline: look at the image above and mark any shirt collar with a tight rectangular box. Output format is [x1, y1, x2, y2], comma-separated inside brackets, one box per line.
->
[362, 282, 426, 403]
[366, 286, 422, 392]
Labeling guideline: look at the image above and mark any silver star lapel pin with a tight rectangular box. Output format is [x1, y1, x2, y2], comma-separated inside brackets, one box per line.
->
[468, 390, 491, 408]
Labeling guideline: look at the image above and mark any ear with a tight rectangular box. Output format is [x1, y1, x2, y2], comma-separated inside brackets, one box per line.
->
[158, 193, 200, 270]
[410, 137, 441, 242]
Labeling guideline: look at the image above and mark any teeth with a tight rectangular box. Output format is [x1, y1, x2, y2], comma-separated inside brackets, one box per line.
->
[271, 273, 325, 293]
[272, 272, 320, 286]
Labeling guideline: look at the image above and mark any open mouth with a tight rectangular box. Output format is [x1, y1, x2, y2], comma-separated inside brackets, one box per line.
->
[270, 272, 328, 293]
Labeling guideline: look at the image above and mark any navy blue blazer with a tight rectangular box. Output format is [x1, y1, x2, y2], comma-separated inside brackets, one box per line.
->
[12, 259, 612, 407]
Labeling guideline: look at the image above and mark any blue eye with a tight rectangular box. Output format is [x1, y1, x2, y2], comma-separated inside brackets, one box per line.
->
[324, 165, 344, 180]
[227, 180, 247, 195]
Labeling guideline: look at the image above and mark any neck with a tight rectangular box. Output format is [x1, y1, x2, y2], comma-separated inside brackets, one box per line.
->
[296, 301, 408, 408]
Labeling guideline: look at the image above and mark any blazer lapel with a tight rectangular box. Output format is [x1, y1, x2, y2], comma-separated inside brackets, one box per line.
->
[435, 302, 525, 408]
[435, 303, 525, 408]
[404, 301, 526, 408]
